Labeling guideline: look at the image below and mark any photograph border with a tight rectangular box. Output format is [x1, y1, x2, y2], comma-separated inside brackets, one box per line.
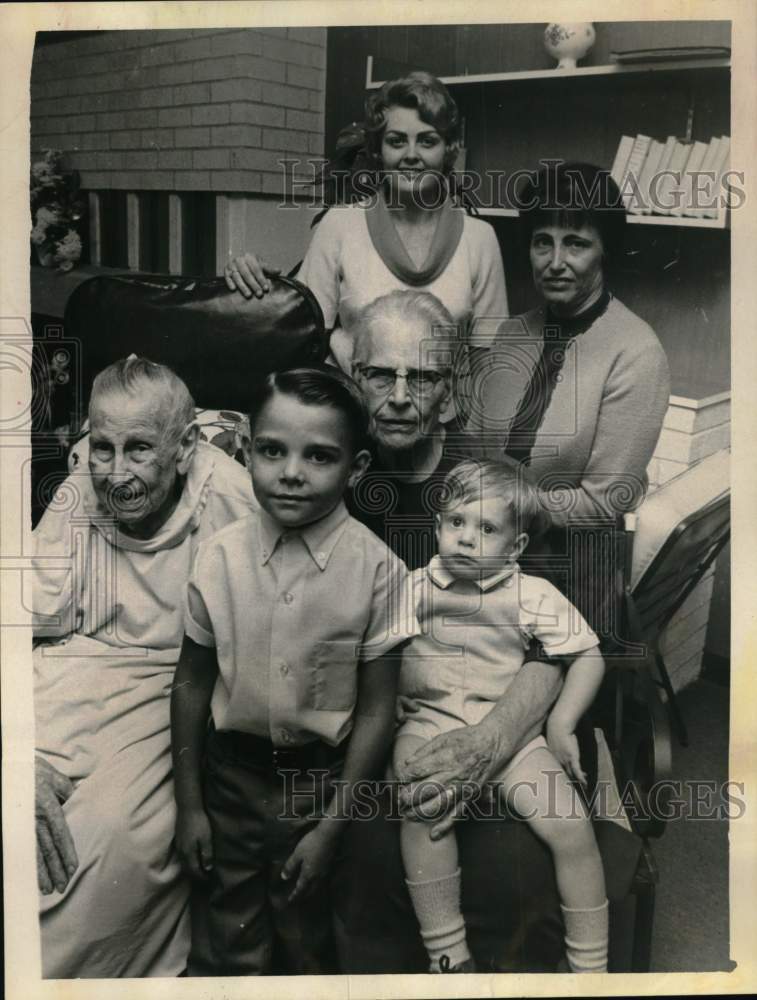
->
[2, 2, 756, 998]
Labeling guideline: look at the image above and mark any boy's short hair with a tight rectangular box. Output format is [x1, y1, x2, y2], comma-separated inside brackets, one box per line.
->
[90, 356, 195, 443]
[440, 458, 543, 534]
[248, 365, 370, 453]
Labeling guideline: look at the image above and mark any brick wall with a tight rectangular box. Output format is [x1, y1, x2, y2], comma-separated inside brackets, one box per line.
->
[30, 28, 326, 196]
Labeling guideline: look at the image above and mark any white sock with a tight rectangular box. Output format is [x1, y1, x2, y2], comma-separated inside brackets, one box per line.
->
[561, 899, 609, 972]
[406, 868, 471, 971]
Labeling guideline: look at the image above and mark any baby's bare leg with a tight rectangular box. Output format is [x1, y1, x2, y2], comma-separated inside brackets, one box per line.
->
[395, 734, 458, 880]
[500, 747, 608, 972]
[501, 747, 605, 907]
[394, 733, 471, 972]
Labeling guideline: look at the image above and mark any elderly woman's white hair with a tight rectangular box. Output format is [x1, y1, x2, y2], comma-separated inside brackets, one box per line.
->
[90, 356, 196, 441]
[353, 289, 461, 368]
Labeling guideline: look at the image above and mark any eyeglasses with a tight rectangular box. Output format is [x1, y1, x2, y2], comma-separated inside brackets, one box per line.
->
[354, 365, 448, 398]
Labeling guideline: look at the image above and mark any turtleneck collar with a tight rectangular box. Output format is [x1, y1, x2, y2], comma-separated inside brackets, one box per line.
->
[545, 288, 612, 338]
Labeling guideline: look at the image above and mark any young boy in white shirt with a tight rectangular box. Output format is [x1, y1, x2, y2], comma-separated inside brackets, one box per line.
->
[395, 459, 608, 974]
[171, 366, 417, 975]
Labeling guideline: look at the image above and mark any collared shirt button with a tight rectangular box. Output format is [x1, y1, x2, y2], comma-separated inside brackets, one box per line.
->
[317, 551, 326, 561]
[283, 592, 294, 604]
[279, 661, 289, 676]
[280, 729, 292, 743]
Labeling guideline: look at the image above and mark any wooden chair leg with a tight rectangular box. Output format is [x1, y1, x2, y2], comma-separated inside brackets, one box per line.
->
[654, 650, 689, 747]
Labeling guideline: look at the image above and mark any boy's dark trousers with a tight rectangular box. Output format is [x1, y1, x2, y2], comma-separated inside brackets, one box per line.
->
[187, 727, 345, 976]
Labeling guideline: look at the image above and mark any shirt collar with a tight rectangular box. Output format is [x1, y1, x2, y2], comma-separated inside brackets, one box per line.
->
[258, 502, 350, 571]
[426, 554, 518, 592]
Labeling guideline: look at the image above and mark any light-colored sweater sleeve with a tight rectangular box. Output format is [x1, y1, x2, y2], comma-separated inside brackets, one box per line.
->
[469, 220, 509, 347]
[541, 335, 671, 525]
[297, 208, 344, 330]
[32, 489, 83, 639]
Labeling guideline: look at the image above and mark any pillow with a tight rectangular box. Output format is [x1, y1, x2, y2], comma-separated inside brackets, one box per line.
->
[194, 408, 250, 467]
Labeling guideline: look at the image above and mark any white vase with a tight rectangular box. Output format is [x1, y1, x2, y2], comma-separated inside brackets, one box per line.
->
[544, 22, 596, 70]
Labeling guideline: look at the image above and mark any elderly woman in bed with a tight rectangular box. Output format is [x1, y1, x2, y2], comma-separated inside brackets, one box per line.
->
[33, 357, 254, 978]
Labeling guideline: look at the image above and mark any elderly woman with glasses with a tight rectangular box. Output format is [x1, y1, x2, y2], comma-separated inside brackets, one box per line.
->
[224, 70, 508, 373]
[334, 289, 582, 974]
[347, 289, 469, 561]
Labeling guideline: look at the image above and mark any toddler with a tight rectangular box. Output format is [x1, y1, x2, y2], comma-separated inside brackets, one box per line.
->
[395, 458, 608, 973]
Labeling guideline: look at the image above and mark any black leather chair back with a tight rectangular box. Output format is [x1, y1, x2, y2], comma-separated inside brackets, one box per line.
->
[63, 272, 327, 420]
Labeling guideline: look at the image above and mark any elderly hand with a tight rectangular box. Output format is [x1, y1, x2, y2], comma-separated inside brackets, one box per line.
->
[224, 251, 281, 299]
[36, 756, 78, 895]
[396, 720, 503, 840]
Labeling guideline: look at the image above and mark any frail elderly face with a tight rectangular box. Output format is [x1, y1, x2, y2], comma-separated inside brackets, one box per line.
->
[88, 388, 188, 537]
[353, 317, 451, 452]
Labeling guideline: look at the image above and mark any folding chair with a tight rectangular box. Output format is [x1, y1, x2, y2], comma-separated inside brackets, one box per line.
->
[593, 452, 729, 968]
[624, 463, 731, 748]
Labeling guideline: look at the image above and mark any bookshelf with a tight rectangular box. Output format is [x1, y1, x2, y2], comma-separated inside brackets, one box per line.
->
[395, 51, 730, 400]
[326, 25, 731, 399]
[476, 207, 728, 229]
[365, 53, 731, 231]
[365, 53, 731, 88]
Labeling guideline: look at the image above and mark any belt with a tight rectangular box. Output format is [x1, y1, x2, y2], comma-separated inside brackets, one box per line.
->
[210, 727, 345, 772]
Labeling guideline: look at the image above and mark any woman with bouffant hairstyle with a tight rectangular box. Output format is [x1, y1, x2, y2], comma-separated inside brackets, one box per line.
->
[225, 71, 508, 374]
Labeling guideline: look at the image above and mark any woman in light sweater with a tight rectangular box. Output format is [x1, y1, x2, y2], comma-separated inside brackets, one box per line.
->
[468, 161, 671, 628]
[224, 71, 508, 373]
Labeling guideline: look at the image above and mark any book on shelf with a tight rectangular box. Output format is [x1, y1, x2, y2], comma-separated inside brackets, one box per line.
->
[619, 134, 651, 211]
[657, 140, 693, 215]
[608, 133, 730, 220]
[671, 140, 708, 216]
[702, 137, 730, 220]
[676, 136, 730, 218]
[657, 135, 678, 175]
[689, 137, 723, 218]
[610, 135, 634, 188]
[633, 139, 665, 214]
[610, 46, 730, 63]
